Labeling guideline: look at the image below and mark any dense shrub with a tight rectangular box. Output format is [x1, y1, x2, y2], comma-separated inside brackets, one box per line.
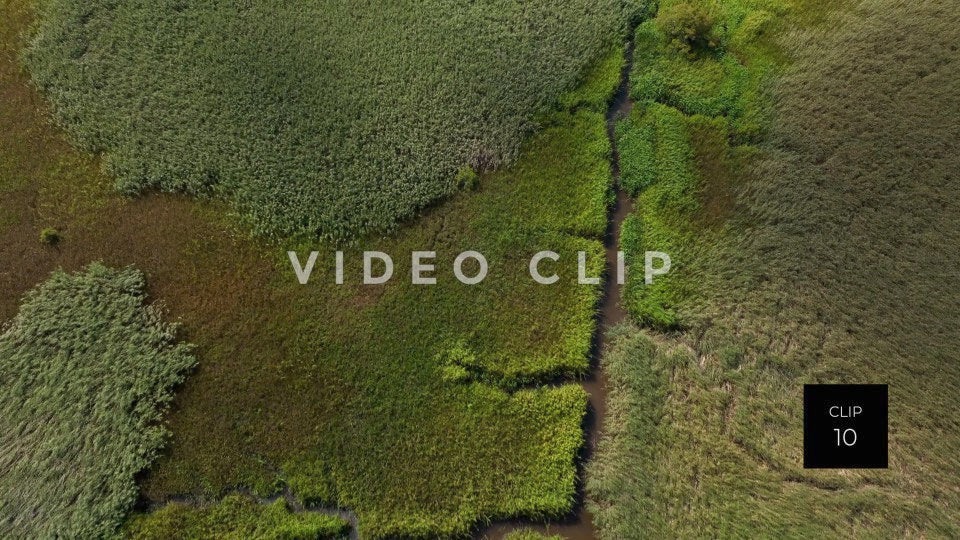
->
[455, 166, 480, 191]
[0, 263, 195, 538]
[24, 0, 631, 240]
[630, 17, 771, 142]
[38, 226, 59, 245]
[124, 495, 349, 540]
[657, 2, 720, 55]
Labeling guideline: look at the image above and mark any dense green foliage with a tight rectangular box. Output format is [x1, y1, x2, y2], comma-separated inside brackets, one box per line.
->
[23, 0, 630, 240]
[619, 0, 777, 328]
[38, 225, 58, 244]
[0, 263, 195, 538]
[619, 103, 709, 329]
[558, 47, 626, 113]
[657, 2, 720, 55]
[596, 0, 960, 536]
[125, 495, 349, 540]
[631, 7, 776, 143]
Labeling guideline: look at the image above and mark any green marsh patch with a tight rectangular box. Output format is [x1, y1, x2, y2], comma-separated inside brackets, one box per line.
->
[0, 263, 195, 538]
[1, 0, 627, 532]
[24, 0, 628, 239]
[129, 52, 624, 537]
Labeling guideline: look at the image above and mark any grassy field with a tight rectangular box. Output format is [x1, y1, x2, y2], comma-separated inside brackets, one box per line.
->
[0, 0, 631, 536]
[22, 0, 630, 240]
[590, 0, 960, 536]
[0, 264, 195, 538]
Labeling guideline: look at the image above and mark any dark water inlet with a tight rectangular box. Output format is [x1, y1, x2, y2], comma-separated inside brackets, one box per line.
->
[477, 33, 635, 540]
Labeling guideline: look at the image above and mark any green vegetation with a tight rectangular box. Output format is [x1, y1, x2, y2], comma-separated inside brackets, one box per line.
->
[125, 495, 348, 540]
[619, 103, 708, 329]
[657, 2, 720, 55]
[558, 47, 626, 112]
[0, 0, 628, 534]
[586, 325, 669, 538]
[0, 263, 195, 538]
[631, 7, 776, 143]
[593, 0, 960, 536]
[23, 0, 630, 240]
[455, 166, 480, 192]
[9, 0, 957, 535]
[141, 92, 612, 536]
[618, 0, 783, 329]
[38, 225, 59, 244]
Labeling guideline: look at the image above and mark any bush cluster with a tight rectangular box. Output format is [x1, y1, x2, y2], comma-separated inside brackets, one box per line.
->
[38, 226, 59, 245]
[631, 17, 772, 143]
[657, 2, 720, 55]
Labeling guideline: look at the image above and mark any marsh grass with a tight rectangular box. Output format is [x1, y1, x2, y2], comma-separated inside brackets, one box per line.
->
[502, 529, 563, 540]
[0, 263, 195, 538]
[23, 0, 632, 240]
[594, 0, 960, 536]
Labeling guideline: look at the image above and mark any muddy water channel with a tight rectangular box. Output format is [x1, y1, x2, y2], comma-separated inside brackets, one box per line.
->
[478, 37, 635, 540]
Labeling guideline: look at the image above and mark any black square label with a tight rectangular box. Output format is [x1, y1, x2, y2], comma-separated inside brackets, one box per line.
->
[803, 384, 888, 468]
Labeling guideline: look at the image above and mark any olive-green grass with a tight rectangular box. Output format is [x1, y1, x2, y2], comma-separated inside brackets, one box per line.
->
[0, 263, 195, 538]
[591, 0, 960, 536]
[23, 0, 633, 240]
[125, 495, 349, 540]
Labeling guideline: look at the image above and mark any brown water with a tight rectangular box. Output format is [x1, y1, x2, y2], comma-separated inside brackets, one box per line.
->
[477, 35, 635, 540]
